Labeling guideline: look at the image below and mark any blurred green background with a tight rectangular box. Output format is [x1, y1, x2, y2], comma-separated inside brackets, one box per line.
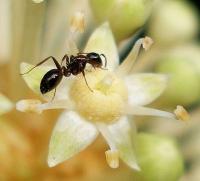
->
[0, 0, 200, 180]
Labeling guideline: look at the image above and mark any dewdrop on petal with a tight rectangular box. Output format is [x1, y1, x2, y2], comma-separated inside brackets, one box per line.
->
[16, 99, 42, 114]
[70, 11, 85, 33]
[105, 150, 119, 168]
[174, 105, 190, 122]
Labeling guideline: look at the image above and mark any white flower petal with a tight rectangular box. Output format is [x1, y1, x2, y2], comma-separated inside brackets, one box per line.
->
[108, 117, 140, 170]
[125, 105, 176, 120]
[20, 62, 51, 95]
[0, 93, 13, 115]
[125, 73, 168, 106]
[97, 117, 140, 170]
[84, 22, 119, 70]
[20, 62, 72, 101]
[117, 38, 145, 76]
[48, 111, 98, 167]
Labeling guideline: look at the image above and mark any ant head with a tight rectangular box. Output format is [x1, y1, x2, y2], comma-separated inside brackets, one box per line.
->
[87, 52, 107, 68]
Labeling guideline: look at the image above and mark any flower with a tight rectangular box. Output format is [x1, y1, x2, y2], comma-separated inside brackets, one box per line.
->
[16, 22, 189, 170]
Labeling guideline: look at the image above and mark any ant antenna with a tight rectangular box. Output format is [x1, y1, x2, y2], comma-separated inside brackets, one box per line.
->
[100, 54, 107, 67]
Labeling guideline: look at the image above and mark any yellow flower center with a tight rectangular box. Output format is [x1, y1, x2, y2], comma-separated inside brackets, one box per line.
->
[70, 70, 128, 123]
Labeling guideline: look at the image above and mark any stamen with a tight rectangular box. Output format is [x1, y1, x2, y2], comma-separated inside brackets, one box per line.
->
[16, 99, 74, 114]
[142, 36, 154, 50]
[70, 11, 85, 33]
[16, 99, 42, 114]
[39, 99, 74, 111]
[105, 150, 119, 168]
[174, 105, 190, 122]
[117, 37, 153, 77]
[125, 105, 190, 122]
[125, 105, 177, 120]
[96, 122, 116, 151]
[96, 122, 119, 168]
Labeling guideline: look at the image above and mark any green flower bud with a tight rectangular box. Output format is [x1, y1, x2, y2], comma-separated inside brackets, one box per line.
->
[148, 0, 198, 45]
[134, 133, 184, 181]
[155, 45, 200, 106]
[90, 0, 154, 41]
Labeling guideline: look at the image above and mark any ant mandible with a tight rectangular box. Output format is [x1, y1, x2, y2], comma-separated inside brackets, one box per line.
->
[21, 52, 107, 100]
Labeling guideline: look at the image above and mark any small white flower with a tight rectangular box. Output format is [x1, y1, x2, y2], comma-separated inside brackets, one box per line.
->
[16, 22, 188, 170]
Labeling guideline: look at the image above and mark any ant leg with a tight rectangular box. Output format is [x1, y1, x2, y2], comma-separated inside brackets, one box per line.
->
[61, 54, 69, 66]
[82, 71, 93, 92]
[51, 88, 57, 102]
[20, 56, 61, 75]
[100, 54, 107, 67]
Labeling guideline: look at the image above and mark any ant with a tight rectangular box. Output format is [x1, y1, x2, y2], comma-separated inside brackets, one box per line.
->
[21, 52, 107, 100]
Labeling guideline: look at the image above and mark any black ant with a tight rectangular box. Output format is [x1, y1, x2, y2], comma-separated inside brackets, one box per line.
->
[21, 52, 107, 100]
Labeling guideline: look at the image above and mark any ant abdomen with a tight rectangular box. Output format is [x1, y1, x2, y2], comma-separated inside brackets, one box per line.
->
[40, 69, 63, 94]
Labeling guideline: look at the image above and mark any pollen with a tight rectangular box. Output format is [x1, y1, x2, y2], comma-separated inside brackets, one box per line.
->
[105, 149, 119, 168]
[70, 70, 128, 123]
[70, 11, 85, 33]
[16, 99, 42, 114]
[142, 36, 154, 51]
[174, 105, 190, 122]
